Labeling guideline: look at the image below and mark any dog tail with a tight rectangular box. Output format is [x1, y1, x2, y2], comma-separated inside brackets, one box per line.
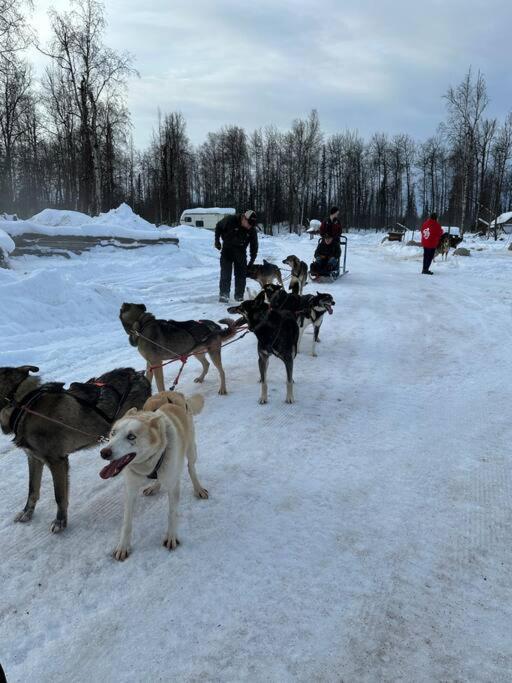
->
[218, 317, 244, 337]
[186, 393, 204, 416]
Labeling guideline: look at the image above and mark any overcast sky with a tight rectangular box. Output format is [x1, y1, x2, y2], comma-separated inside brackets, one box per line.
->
[29, 0, 512, 148]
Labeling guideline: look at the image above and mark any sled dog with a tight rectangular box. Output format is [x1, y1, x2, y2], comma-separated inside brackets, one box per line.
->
[100, 391, 207, 561]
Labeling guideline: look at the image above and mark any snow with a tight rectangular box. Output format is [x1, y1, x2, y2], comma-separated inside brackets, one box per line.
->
[0, 212, 18, 221]
[0, 227, 15, 256]
[442, 225, 460, 234]
[30, 208, 93, 228]
[1, 228, 512, 681]
[491, 210, 512, 226]
[1, 203, 172, 240]
[181, 207, 236, 215]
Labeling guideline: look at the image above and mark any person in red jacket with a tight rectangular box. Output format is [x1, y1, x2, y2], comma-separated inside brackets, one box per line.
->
[320, 207, 342, 240]
[420, 212, 444, 274]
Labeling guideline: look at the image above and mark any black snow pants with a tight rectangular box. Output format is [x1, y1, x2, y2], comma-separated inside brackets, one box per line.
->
[422, 247, 436, 273]
[219, 247, 247, 299]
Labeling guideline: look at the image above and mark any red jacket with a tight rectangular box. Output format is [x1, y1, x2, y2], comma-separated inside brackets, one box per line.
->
[420, 218, 443, 248]
[320, 217, 342, 239]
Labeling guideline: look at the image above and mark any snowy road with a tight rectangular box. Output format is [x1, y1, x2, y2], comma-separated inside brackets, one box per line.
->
[1, 229, 511, 682]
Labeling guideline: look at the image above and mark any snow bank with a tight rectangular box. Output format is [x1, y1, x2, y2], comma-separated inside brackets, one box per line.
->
[0, 227, 15, 256]
[31, 208, 93, 227]
[1, 203, 171, 241]
[0, 266, 118, 336]
[93, 203, 156, 232]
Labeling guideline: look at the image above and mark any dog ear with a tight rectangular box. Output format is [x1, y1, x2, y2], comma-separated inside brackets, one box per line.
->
[140, 304, 147, 312]
[17, 365, 39, 374]
[125, 407, 138, 416]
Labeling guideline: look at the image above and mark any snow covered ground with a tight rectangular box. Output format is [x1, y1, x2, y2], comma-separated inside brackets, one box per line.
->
[1, 226, 512, 682]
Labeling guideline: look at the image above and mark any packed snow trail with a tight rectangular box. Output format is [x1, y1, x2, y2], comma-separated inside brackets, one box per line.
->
[0, 230, 511, 682]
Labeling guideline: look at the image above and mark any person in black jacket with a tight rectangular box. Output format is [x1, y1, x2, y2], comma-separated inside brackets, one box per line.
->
[215, 210, 259, 302]
[311, 235, 341, 276]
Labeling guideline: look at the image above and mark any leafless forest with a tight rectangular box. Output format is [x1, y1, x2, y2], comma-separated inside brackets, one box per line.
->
[1, 0, 511, 232]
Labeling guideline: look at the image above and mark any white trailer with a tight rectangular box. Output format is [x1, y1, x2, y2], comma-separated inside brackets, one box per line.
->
[179, 207, 235, 230]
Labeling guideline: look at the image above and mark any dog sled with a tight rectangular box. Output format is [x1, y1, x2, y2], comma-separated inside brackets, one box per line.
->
[309, 235, 348, 282]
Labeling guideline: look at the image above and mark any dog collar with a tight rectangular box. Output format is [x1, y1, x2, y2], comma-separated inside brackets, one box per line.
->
[147, 451, 165, 480]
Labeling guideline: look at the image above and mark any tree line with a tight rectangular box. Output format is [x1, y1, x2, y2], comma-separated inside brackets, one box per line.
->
[1, 0, 511, 234]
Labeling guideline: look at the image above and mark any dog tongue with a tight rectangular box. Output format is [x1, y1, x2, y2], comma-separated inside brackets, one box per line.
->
[99, 453, 136, 480]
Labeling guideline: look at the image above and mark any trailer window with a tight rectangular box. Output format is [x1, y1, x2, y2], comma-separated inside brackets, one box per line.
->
[184, 216, 192, 222]
[195, 220, 204, 227]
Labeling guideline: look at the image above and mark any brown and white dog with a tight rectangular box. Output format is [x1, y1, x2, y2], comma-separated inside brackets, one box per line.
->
[99, 391, 207, 561]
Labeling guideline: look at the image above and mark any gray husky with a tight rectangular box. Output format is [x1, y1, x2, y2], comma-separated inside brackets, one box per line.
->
[120, 303, 239, 395]
[0, 365, 151, 532]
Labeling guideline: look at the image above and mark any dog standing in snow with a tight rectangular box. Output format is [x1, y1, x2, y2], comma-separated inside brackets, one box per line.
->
[99, 391, 207, 561]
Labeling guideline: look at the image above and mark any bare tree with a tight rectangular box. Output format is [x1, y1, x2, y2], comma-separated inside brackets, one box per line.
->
[444, 69, 489, 233]
[42, 0, 134, 215]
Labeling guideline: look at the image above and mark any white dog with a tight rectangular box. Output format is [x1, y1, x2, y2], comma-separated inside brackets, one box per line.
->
[99, 392, 207, 561]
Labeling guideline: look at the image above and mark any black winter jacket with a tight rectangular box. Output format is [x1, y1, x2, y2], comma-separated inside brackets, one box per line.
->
[315, 238, 341, 260]
[215, 215, 258, 262]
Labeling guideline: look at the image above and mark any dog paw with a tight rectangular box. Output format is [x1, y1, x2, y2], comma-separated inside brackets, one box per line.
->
[14, 509, 34, 523]
[311, 352, 318, 357]
[285, 397, 295, 404]
[50, 518, 67, 533]
[195, 488, 209, 499]
[142, 484, 158, 496]
[163, 536, 180, 551]
[113, 545, 130, 561]
[218, 387, 227, 395]
[259, 398, 268, 405]
[193, 377, 204, 384]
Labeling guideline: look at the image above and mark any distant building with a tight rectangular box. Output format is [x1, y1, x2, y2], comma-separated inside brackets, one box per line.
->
[490, 211, 512, 234]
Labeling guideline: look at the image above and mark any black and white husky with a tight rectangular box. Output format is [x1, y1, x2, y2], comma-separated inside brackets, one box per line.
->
[263, 285, 335, 357]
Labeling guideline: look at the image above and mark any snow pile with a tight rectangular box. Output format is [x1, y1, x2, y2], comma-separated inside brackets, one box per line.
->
[30, 208, 93, 228]
[0, 266, 119, 337]
[93, 202, 156, 232]
[0, 212, 18, 221]
[0, 203, 172, 240]
[0, 227, 15, 257]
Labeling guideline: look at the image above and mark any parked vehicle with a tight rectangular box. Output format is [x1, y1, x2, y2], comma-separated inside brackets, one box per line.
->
[180, 207, 235, 230]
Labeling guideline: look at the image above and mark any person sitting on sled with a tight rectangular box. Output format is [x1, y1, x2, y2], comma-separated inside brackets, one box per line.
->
[311, 234, 341, 276]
